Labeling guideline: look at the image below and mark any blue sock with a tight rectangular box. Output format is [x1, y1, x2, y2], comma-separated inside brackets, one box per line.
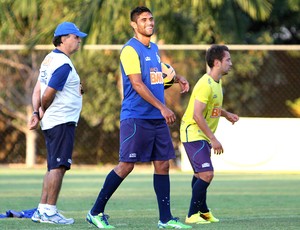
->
[188, 178, 210, 217]
[90, 170, 123, 215]
[191, 175, 197, 188]
[153, 174, 172, 223]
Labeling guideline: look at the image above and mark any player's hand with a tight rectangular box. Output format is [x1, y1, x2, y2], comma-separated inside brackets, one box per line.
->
[210, 137, 224, 155]
[225, 112, 239, 125]
[28, 107, 44, 130]
[176, 75, 189, 93]
[28, 115, 39, 130]
[161, 106, 176, 125]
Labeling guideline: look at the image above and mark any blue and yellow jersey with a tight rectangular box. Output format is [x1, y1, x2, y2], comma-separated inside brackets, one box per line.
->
[120, 38, 165, 120]
[180, 73, 223, 142]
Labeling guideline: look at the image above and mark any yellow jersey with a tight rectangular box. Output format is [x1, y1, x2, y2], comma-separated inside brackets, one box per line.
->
[180, 73, 223, 143]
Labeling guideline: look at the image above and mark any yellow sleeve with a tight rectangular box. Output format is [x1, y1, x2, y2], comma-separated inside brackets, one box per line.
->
[120, 46, 141, 75]
[195, 75, 211, 104]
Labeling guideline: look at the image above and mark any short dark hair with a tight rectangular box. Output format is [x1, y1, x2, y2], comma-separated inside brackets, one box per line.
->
[130, 6, 152, 22]
[206, 45, 229, 68]
[52, 34, 69, 47]
[52, 36, 63, 47]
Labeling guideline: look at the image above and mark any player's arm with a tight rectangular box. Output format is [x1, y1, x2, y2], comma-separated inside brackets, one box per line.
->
[221, 109, 239, 125]
[32, 80, 41, 116]
[121, 46, 175, 125]
[28, 80, 42, 130]
[193, 100, 223, 154]
[41, 63, 71, 112]
[128, 73, 175, 125]
[41, 86, 57, 112]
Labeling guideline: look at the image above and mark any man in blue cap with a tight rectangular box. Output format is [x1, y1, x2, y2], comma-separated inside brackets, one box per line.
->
[28, 22, 87, 225]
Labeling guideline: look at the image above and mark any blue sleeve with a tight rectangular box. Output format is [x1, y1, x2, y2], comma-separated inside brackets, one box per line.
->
[48, 64, 72, 91]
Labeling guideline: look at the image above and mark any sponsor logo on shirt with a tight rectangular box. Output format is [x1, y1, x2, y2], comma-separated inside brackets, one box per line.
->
[40, 70, 48, 85]
[211, 107, 221, 118]
[150, 71, 164, 85]
[145, 56, 151, 61]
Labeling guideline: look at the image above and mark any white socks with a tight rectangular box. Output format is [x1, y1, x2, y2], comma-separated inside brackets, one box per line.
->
[38, 203, 57, 216]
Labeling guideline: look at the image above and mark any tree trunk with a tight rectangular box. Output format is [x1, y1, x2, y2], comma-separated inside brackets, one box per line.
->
[25, 127, 37, 167]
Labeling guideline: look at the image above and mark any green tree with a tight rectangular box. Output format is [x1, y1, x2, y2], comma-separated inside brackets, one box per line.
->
[0, 0, 85, 166]
[0, 0, 298, 165]
[73, 0, 276, 160]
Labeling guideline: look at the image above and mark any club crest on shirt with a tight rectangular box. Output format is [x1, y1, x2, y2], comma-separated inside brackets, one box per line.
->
[42, 56, 53, 66]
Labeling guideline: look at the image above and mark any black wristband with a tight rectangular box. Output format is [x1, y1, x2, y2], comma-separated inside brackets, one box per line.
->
[174, 76, 179, 83]
[33, 111, 40, 119]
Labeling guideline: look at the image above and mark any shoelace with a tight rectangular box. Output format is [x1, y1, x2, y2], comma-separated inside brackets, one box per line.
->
[100, 214, 110, 225]
[55, 211, 73, 221]
[170, 217, 180, 222]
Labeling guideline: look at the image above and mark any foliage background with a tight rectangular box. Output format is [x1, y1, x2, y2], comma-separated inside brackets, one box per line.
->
[0, 0, 299, 164]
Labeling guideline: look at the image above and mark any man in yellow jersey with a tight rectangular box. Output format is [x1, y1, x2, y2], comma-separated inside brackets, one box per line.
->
[180, 45, 239, 224]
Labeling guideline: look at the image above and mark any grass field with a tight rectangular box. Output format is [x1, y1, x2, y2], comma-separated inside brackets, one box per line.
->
[0, 165, 299, 230]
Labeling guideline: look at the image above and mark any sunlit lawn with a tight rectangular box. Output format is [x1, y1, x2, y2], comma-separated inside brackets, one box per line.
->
[0, 165, 299, 229]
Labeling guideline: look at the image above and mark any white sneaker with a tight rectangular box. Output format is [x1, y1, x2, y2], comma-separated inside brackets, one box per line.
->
[42, 211, 74, 224]
[31, 209, 43, 222]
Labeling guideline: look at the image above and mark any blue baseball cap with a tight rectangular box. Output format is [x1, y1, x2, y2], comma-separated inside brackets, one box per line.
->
[54, 22, 87, 37]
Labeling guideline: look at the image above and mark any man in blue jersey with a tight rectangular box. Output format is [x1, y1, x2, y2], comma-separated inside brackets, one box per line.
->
[86, 6, 191, 229]
[28, 22, 87, 224]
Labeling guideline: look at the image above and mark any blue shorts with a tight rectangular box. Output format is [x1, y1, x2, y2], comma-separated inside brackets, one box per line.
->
[43, 122, 76, 171]
[119, 118, 175, 162]
[183, 140, 214, 173]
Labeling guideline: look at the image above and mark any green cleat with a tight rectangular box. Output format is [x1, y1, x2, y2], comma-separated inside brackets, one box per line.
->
[158, 217, 192, 229]
[86, 211, 115, 228]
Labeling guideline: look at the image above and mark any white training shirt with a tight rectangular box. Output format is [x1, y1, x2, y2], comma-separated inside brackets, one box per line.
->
[39, 49, 82, 130]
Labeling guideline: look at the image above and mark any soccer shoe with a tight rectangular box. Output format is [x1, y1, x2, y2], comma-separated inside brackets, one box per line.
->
[158, 217, 192, 229]
[200, 211, 220, 223]
[185, 212, 210, 224]
[86, 211, 115, 229]
[42, 211, 74, 224]
[31, 209, 43, 222]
